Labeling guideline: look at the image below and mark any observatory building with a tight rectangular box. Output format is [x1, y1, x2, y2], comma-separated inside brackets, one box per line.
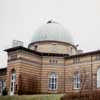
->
[0, 20, 100, 95]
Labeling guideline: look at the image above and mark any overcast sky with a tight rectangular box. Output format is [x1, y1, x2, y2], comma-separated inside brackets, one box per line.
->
[0, 0, 100, 68]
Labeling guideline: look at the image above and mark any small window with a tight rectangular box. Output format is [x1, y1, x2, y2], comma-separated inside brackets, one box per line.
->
[73, 57, 80, 64]
[49, 58, 58, 64]
[34, 45, 38, 51]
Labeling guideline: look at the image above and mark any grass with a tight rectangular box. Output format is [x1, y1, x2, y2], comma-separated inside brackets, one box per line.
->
[0, 94, 63, 100]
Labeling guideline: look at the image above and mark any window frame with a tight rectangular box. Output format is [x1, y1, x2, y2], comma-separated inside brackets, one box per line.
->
[48, 72, 57, 90]
[73, 72, 80, 89]
[97, 67, 100, 88]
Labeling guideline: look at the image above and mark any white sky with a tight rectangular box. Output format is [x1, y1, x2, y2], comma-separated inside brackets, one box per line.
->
[0, 0, 100, 68]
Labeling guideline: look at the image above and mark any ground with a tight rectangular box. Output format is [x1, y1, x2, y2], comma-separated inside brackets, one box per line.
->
[0, 94, 63, 100]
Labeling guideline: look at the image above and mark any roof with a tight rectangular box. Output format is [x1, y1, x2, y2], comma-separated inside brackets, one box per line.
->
[31, 21, 74, 44]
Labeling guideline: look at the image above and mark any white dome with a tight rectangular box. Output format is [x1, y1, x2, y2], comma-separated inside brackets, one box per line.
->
[31, 21, 74, 44]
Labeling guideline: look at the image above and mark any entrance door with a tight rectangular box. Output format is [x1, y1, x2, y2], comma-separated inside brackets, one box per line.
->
[10, 73, 16, 95]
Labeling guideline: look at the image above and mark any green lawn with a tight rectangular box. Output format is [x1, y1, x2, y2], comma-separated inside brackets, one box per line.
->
[0, 94, 63, 100]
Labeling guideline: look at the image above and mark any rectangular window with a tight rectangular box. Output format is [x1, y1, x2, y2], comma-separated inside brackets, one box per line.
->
[73, 73, 80, 89]
[49, 59, 58, 64]
[48, 73, 57, 90]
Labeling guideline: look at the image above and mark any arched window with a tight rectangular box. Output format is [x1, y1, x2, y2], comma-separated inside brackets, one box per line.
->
[73, 72, 80, 89]
[97, 68, 100, 88]
[48, 72, 57, 90]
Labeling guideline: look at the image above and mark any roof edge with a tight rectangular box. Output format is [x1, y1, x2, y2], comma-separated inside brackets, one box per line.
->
[65, 50, 100, 59]
[4, 46, 69, 57]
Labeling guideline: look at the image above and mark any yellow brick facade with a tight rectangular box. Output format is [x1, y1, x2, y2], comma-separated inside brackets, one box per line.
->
[29, 41, 77, 55]
[0, 45, 100, 95]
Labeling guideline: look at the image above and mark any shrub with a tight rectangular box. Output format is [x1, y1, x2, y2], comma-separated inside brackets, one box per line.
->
[61, 90, 100, 100]
[2, 88, 7, 96]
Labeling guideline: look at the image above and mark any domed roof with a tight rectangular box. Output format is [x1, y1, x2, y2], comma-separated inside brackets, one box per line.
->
[31, 20, 74, 44]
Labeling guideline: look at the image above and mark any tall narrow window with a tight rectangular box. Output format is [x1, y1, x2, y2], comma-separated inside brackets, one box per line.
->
[73, 72, 80, 89]
[10, 70, 16, 95]
[97, 68, 100, 88]
[49, 72, 57, 90]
